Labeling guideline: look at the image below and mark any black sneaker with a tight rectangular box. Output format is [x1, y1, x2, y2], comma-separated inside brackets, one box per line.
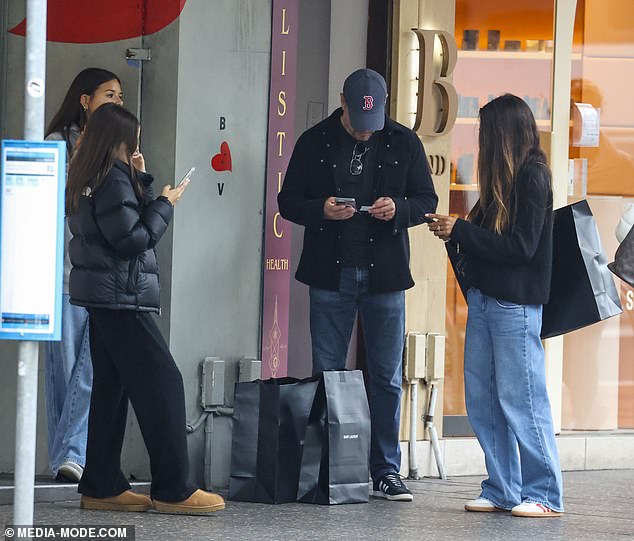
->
[372, 473, 413, 501]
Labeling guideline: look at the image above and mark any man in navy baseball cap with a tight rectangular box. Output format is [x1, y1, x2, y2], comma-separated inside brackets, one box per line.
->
[341, 68, 388, 139]
[278, 67, 438, 504]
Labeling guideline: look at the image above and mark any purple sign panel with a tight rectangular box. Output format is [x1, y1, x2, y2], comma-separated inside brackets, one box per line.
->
[261, 1, 298, 378]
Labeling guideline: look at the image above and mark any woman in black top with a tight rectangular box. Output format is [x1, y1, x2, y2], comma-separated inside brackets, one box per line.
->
[428, 94, 563, 517]
[67, 103, 224, 514]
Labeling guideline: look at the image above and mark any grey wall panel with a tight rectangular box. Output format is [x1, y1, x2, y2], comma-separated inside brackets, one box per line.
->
[287, 0, 332, 379]
[138, 22, 179, 346]
[0, 0, 9, 138]
[328, 0, 370, 112]
[166, 0, 271, 486]
[1, 1, 24, 139]
[0, 344, 50, 475]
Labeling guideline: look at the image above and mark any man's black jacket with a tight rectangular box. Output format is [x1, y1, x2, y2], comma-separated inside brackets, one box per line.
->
[68, 160, 173, 312]
[278, 109, 438, 293]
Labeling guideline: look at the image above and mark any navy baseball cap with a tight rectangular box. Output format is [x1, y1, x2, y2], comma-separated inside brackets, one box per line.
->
[343, 68, 387, 132]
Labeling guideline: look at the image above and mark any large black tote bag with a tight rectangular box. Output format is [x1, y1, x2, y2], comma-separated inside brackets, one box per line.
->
[297, 370, 371, 505]
[228, 376, 319, 503]
[541, 199, 622, 338]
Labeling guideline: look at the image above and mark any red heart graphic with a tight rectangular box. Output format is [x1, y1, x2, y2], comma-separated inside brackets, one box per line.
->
[211, 142, 232, 172]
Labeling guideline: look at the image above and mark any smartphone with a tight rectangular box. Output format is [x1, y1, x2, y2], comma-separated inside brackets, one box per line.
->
[178, 166, 195, 187]
[335, 197, 356, 209]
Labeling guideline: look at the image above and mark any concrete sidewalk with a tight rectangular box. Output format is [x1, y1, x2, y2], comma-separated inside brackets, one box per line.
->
[1, 470, 632, 540]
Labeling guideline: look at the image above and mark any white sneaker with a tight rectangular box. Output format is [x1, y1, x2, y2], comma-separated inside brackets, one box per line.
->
[464, 497, 506, 512]
[56, 461, 83, 483]
[511, 501, 562, 518]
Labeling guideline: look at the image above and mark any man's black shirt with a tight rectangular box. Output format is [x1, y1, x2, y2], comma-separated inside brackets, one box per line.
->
[335, 120, 377, 267]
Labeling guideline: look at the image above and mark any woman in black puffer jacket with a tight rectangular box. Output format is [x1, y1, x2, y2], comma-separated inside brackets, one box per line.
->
[67, 103, 224, 515]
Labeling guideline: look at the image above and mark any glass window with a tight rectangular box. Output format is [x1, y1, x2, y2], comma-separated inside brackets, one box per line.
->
[445, 0, 556, 431]
[564, 0, 634, 430]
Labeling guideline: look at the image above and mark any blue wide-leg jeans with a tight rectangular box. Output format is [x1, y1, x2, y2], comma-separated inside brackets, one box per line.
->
[310, 267, 405, 480]
[45, 294, 93, 475]
[464, 288, 563, 512]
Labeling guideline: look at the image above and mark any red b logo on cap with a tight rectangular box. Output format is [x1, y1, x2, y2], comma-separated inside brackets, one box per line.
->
[362, 96, 374, 110]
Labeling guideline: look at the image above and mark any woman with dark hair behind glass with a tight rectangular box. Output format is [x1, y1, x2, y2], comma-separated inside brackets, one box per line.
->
[44, 68, 123, 483]
[67, 103, 224, 514]
[427, 94, 564, 517]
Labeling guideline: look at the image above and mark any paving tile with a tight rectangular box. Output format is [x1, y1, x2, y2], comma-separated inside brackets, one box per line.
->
[4, 470, 631, 540]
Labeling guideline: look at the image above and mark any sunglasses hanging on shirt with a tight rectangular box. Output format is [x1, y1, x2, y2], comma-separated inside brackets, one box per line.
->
[350, 142, 370, 176]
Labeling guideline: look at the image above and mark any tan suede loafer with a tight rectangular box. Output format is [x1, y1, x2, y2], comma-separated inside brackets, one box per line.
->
[80, 490, 152, 512]
[152, 489, 225, 515]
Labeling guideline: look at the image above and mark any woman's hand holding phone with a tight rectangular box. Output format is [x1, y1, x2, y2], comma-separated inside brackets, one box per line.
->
[162, 167, 194, 206]
[162, 181, 189, 206]
[425, 213, 457, 241]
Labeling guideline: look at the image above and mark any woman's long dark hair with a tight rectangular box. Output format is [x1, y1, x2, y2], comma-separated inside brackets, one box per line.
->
[46, 68, 120, 137]
[67, 103, 141, 214]
[468, 93, 550, 234]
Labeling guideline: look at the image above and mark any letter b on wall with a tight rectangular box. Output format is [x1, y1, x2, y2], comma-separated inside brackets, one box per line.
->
[412, 29, 458, 137]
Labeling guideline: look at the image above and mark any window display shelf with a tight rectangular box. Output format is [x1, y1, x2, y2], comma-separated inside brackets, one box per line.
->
[455, 117, 550, 127]
[458, 50, 552, 60]
[450, 183, 478, 191]
[457, 51, 581, 60]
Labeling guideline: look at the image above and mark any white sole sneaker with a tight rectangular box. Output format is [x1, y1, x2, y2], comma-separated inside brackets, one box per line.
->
[511, 502, 563, 518]
[371, 490, 414, 502]
[464, 498, 507, 512]
[57, 461, 83, 483]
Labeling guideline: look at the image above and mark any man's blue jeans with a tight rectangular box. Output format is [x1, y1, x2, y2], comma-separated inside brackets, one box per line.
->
[310, 267, 405, 480]
[45, 294, 93, 475]
[464, 288, 564, 512]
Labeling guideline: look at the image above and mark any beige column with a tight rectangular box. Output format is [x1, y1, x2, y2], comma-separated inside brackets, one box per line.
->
[546, 0, 578, 433]
[392, 0, 456, 443]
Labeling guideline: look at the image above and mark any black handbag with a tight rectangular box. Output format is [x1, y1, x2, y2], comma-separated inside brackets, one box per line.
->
[609, 224, 634, 287]
[541, 200, 622, 338]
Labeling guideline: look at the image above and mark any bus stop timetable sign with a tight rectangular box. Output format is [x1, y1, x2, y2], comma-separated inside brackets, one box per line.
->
[0, 140, 65, 340]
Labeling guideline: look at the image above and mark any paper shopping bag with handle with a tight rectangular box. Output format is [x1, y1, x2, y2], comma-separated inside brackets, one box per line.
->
[297, 370, 371, 505]
[228, 375, 319, 503]
[541, 199, 622, 338]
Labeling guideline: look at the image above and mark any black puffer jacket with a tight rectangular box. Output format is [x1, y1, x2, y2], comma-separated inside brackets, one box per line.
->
[68, 160, 173, 312]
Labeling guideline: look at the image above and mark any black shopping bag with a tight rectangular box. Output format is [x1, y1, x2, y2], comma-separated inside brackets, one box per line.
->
[228, 376, 319, 503]
[297, 370, 371, 505]
[541, 200, 622, 338]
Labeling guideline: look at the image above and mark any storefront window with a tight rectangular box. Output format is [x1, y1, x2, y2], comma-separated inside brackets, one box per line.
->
[563, 0, 634, 430]
[445, 0, 633, 433]
[445, 1, 557, 431]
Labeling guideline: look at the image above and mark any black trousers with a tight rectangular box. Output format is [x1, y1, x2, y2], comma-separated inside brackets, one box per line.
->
[78, 308, 196, 502]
